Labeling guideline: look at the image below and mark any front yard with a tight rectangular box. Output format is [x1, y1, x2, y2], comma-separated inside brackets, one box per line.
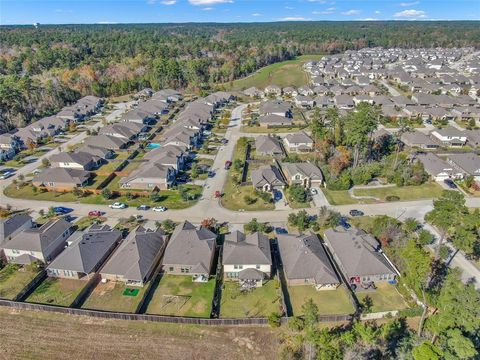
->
[146, 275, 215, 318]
[355, 282, 409, 313]
[0, 264, 42, 300]
[220, 280, 282, 318]
[82, 281, 147, 313]
[221, 179, 275, 211]
[25, 278, 86, 307]
[288, 285, 355, 316]
[352, 183, 444, 202]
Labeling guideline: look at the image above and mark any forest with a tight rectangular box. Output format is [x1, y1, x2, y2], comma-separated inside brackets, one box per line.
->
[1, 21, 479, 131]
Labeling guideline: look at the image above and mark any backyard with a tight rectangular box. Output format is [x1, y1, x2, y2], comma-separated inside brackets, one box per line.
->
[287, 285, 355, 316]
[146, 275, 215, 318]
[25, 278, 86, 307]
[355, 282, 409, 313]
[220, 280, 282, 318]
[82, 281, 147, 313]
[0, 263, 42, 300]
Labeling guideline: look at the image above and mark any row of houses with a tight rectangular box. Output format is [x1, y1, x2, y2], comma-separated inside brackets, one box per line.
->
[0, 214, 398, 293]
[0, 96, 103, 161]
[414, 152, 480, 183]
[401, 126, 480, 149]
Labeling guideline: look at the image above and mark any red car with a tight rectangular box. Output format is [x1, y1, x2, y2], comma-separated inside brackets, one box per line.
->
[88, 210, 102, 217]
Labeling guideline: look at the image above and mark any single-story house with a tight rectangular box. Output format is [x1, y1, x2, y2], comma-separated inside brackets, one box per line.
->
[447, 153, 480, 182]
[32, 167, 91, 191]
[83, 135, 130, 150]
[259, 114, 293, 127]
[251, 165, 286, 192]
[413, 152, 459, 181]
[255, 135, 285, 157]
[401, 130, 440, 150]
[430, 127, 467, 147]
[119, 163, 175, 190]
[49, 151, 102, 171]
[283, 132, 314, 152]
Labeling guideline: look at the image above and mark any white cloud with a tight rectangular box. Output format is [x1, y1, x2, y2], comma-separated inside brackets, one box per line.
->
[202, 7, 214, 10]
[161, 0, 177, 5]
[394, 9, 427, 18]
[357, 18, 378, 21]
[341, 9, 360, 16]
[54, 9, 72, 13]
[374, 10, 381, 14]
[278, 17, 312, 21]
[307, 0, 327, 3]
[189, 0, 233, 5]
[399, 1, 419, 6]
[251, 13, 262, 17]
[285, 6, 294, 10]
[97, 21, 118, 24]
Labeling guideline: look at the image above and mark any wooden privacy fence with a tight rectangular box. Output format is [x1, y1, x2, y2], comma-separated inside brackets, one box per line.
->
[0, 299, 352, 326]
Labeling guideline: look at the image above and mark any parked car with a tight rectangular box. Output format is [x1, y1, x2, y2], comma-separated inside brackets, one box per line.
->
[208, 171, 216, 178]
[339, 217, 351, 229]
[109, 202, 126, 209]
[224, 160, 232, 170]
[136, 205, 150, 211]
[349, 209, 364, 217]
[88, 210, 102, 217]
[0, 171, 14, 180]
[273, 190, 282, 201]
[53, 206, 73, 215]
[275, 227, 288, 235]
[309, 188, 318, 195]
[444, 179, 457, 189]
[152, 206, 167, 212]
[220, 138, 228, 144]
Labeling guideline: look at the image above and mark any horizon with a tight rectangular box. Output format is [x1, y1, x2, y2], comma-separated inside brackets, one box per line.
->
[1, 0, 479, 25]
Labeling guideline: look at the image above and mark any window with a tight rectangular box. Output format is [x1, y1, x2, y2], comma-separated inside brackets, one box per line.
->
[169, 267, 174, 272]
[234, 265, 243, 270]
[256, 265, 261, 270]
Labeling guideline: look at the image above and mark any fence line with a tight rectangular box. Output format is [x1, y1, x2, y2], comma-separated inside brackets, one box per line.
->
[0, 299, 352, 326]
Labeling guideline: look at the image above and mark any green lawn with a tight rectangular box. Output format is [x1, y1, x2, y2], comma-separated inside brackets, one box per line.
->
[4, 183, 203, 210]
[228, 55, 324, 90]
[220, 280, 282, 318]
[288, 285, 355, 316]
[353, 183, 444, 202]
[221, 180, 274, 211]
[82, 281, 147, 313]
[26, 278, 86, 307]
[240, 125, 308, 134]
[322, 189, 358, 205]
[146, 275, 215, 318]
[356, 282, 409, 313]
[0, 264, 42, 300]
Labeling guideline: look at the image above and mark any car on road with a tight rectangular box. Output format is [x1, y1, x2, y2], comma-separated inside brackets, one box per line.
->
[0, 171, 15, 180]
[109, 202, 126, 209]
[224, 160, 232, 170]
[309, 188, 318, 195]
[444, 179, 457, 189]
[208, 171, 216, 178]
[88, 210, 102, 217]
[349, 209, 364, 217]
[339, 217, 351, 229]
[220, 138, 228, 145]
[53, 206, 73, 214]
[136, 205, 150, 211]
[273, 190, 282, 202]
[275, 227, 288, 235]
[152, 206, 167, 212]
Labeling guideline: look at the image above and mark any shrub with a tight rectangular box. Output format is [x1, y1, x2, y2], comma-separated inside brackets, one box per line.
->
[244, 195, 257, 205]
[101, 188, 113, 199]
[289, 184, 307, 203]
[267, 312, 281, 328]
[386, 195, 400, 202]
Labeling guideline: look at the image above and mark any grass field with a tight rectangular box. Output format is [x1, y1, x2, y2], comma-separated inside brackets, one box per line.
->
[221, 180, 275, 211]
[220, 280, 282, 318]
[0, 307, 279, 360]
[353, 183, 444, 202]
[322, 189, 358, 205]
[228, 55, 324, 90]
[26, 278, 86, 307]
[0, 264, 41, 300]
[288, 285, 355, 316]
[146, 275, 215, 318]
[82, 281, 147, 313]
[355, 282, 409, 313]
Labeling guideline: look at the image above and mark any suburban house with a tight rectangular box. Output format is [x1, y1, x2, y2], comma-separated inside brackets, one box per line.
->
[294, 95, 315, 108]
[222, 231, 272, 288]
[99, 122, 146, 140]
[283, 132, 314, 152]
[83, 135, 130, 150]
[46, 225, 122, 280]
[2, 218, 73, 264]
[143, 145, 187, 172]
[323, 227, 397, 288]
[281, 162, 324, 188]
[119, 163, 175, 190]
[447, 153, 480, 182]
[161, 221, 217, 280]
[430, 127, 467, 147]
[76, 144, 115, 160]
[401, 130, 440, 149]
[255, 135, 285, 157]
[243, 87, 264, 98]
[0, 133, 21, 160]
[0, 214, 33, 249]
[264, 84, 282, 96]
[49, 152, 102, 171]
[277, 233, 340, 290]
[251, 165, 286, 192]
[101, 226, 168, 287]
[259, 114, 293, 127]
[414, 153, 458, 181]
[32, 167, 91, 191]
[121, 108, 157, 125]
[259, 100, 292, 117]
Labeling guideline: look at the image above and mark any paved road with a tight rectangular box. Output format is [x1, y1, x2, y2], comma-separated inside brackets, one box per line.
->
[1, 103, 480, 287]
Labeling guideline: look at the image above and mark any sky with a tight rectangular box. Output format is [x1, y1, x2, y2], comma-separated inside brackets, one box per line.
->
[0, 0, 479, 25]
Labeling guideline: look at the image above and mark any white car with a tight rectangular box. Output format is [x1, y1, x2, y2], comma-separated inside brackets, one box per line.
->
[152, 206, 167, 212]
[109, 202, 126, 209]
[0, 171, 14, 180]
[310, 188, 318, 195]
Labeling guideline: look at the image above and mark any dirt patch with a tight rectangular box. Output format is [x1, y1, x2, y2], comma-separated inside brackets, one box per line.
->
[0, 307, 279, 360]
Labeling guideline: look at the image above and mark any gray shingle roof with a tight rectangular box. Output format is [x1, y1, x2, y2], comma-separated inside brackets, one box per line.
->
[281, 162, 324, 182]
[223, 231, 272, 266]
[0, 214, 32, 245]
[33, 167, 90, 185]
[251, 165, 286, 188]
[277, 233, 339, 285]
[255, 135, 284, 156]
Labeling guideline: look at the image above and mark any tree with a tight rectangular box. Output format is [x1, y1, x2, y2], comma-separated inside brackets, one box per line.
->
[160, 219, 176, 233]
[101, 188, 112, 199]
[287, 210, 310, 231]
[41, 158, 50, 168]
[190, 163, 199, 179]
[267, 312, 281, 328]
[201, 217, 217, 231]
[244, 218, 268, 233]
[288, 184, 307, 203]
[412, 341, 443, 360]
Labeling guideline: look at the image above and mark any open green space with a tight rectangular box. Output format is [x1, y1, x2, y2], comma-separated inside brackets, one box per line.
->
[0, 264, 41, 300]
[355, 282, 409, 313]
[26, 278, 86, 306]
[146, 275, 215, 318]
[353, 183, 444, 202]
[222, 178, 275, 211]
[228, 55, 324, 90]
[322, 189, 358, 205]
[82, 281, 147, 313]
[288, 285, 355, 316]
[220, 280, 282, 318]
